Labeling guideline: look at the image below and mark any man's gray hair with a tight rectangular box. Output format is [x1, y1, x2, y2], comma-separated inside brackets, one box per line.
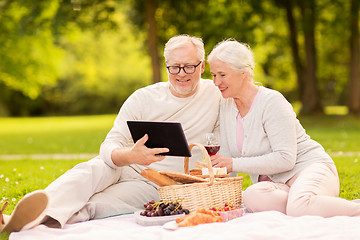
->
[164, 34, 205, 63]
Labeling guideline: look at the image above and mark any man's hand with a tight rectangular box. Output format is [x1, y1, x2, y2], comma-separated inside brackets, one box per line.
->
[210, 155, 233, 173]
[111, 134, 169, 167]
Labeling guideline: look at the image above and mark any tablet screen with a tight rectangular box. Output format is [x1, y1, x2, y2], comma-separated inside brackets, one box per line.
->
[127, 121, 192, 157]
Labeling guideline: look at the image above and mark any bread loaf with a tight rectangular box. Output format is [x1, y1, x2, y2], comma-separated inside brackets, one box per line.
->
[140, 169, 179, 187]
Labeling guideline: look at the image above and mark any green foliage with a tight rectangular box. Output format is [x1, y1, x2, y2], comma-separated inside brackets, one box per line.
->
[0, 0, 151, 116]
[137, 0, 357, 109]
[128, 0, 305, 101]
[316, 0, 351, 105]
[46, 26, 151, 115]
[0, 0, 63, 99]
[0, 0, 359, 117]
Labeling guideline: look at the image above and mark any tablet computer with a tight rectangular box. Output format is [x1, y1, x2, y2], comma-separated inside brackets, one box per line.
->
[127, 121, 191, 157]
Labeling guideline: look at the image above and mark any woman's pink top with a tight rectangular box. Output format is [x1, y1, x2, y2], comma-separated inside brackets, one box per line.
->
[236, 91, 271, 182]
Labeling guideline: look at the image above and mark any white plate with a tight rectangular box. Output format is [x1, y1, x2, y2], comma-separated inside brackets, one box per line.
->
[163, 220, 178, 230]
[134, 211, 184, 226]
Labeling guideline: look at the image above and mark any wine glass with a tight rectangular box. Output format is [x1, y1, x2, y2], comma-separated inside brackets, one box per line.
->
[204, 133, 220, 156]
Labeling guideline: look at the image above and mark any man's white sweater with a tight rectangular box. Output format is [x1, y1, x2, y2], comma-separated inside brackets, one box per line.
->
[100, 79, 221, 173]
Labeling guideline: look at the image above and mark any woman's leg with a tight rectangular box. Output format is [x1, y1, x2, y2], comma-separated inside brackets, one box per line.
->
[243, 181, 290, 213]
[286, 162, 360, 217]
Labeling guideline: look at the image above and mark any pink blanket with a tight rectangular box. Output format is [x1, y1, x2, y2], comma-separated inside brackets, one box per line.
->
[10, 211, 360, 240]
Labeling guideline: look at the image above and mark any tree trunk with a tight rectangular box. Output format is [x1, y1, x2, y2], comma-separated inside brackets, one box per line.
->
[348, 0, 360, 114]
[144, 0, 161, 83]
[299, 0, 322, 114]
[280, 0, 305, 99]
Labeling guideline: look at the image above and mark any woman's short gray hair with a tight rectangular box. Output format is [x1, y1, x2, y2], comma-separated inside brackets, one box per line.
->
[164, 34, 205, 63]
[208, 39, 255, 78]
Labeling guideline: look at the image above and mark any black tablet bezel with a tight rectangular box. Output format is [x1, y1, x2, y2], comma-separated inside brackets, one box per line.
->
[126, 121, 192, 157]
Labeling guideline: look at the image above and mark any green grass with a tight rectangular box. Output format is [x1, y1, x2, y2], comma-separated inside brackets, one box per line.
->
[298, 114, 360, 153]
[0, 159, 84, 214]
[0, 113, 360, 240]
[0, 159, 84, 240]
[0, 114, 115, 154]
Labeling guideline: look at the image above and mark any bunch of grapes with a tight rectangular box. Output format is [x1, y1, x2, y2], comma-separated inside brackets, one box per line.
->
[140, 200, 190, 217]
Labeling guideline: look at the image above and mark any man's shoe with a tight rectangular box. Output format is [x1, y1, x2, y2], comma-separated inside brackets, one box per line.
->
[1, 190, 49, 233]
[0, 201, 9, 230]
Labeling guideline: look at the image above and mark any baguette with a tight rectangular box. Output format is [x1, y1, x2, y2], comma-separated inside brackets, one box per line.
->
[189, 169, 202, 176]
[140, 169, 179, 186]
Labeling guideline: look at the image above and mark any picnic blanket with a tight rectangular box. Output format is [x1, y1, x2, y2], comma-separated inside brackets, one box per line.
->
[10, 211, 360, 240]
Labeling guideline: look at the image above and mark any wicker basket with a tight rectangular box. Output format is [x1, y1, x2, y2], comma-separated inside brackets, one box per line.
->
[158, 143, 243, 212]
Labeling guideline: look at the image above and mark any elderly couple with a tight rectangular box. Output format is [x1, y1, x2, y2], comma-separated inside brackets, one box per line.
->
[2, 34, 360, 234]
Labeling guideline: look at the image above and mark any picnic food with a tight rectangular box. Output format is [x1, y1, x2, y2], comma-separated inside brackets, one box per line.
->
[140, 200, 190, 217]
[159, 143, 243, 212]
[176, 208, 224, 227]
[140, 169, 179, 186]
[159, 171, 207, 184]
[209, 202, 235, 212]
[189, 169, 202, 175]
[209, 202, 245, 221]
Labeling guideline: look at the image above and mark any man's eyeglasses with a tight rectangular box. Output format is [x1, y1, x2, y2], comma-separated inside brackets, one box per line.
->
[166, 61, 202, 74]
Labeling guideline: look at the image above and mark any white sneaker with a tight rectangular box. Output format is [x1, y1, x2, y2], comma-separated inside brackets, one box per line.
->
[1, 190, 49, 233]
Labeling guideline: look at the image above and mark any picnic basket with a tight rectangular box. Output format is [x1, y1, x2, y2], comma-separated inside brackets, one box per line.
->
[158, 143, 243, 212]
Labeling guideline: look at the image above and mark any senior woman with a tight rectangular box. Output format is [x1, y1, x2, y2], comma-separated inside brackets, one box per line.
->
[207, 39, 360, 217]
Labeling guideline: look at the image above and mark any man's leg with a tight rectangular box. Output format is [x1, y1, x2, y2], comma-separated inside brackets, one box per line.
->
[42, 157, 122, 228]
[66, 166, 159, 224]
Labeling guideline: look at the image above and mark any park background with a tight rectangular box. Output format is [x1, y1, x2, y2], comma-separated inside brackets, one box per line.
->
[0, 0, 360, 116]
[1, 1, 360, 238]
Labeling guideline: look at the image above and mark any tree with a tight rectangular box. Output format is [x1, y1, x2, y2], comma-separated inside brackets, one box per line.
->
[144, 0, 161, 83]
[276, 0, 305, 98]
[348, 0, 360, 114]
[0, 0, 151, 116]
[0, 0, 62, 99]
[134, 0, 323, 113]
[299, 0, 323, 114]
[126, 0, 163, 84]
[0, 0, 119, 99]
[275, 0, 323, 114]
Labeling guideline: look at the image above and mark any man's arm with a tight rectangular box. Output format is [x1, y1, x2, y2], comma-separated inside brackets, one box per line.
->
[99, 91, 169, 168]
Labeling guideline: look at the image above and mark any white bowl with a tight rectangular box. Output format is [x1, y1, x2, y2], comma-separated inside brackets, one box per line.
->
[134, 211, 185, 226]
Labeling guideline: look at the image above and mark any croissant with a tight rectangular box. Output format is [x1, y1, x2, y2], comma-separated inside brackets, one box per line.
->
[176, 208, 224, 227]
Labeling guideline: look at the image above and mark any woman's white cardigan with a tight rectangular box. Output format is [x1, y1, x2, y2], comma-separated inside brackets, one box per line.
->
[219, 86, 333, 184]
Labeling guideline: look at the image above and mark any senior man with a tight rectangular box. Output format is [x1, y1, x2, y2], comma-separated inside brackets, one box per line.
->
[0, 34, 221, 233]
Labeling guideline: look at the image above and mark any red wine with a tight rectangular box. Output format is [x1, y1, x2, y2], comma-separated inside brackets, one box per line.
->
[204, 145, 220, 156]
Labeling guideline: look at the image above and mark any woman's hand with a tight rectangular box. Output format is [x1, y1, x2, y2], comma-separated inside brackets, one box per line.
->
[210, 155, 233, 173]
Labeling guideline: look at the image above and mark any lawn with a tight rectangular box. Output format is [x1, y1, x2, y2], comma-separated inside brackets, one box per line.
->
[0, 115, 115, 155]
[1, 113, 360, 239]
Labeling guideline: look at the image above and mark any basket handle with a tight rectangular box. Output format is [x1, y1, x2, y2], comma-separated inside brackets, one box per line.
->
[184, 143, 215, 185]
